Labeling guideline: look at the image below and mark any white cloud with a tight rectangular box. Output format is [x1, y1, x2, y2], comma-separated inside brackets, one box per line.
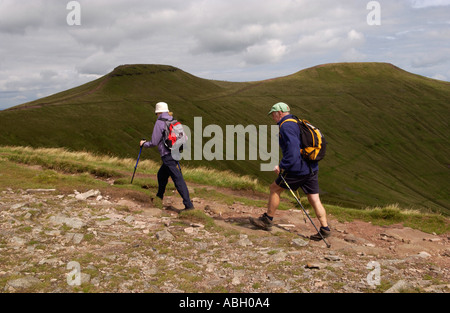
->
[341, 48, 367, 62]
[0, 0, 45, 34]
[76, 52, 115, 75]
[243, 39, 288, 65]
[432, 73, 447, 80]
[348, 29, 365, 41]
[191, 24, 265, 55]
[412, 49, 450, 68]
[409, 0, 450, 8]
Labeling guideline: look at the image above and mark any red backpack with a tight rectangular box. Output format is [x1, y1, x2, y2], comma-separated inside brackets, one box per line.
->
[160, 118, 188, 152]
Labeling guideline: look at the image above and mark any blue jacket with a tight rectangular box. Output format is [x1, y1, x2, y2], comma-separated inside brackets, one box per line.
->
[278, 114, 319, 175]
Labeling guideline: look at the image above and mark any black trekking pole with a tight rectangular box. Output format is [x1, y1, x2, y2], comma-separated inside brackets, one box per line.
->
[279, 174, 331, 248]
[131, 139, 146, 184]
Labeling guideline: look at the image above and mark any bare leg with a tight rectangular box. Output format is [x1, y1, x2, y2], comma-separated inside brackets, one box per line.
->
[307, 194, 328, 228]
[267, 182, 284, 217]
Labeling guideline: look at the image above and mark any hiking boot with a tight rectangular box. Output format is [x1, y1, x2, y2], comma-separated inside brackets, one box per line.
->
[183, 206, 195, 212]
[310, 227, 331, 241]
[249, 213, 273, 231]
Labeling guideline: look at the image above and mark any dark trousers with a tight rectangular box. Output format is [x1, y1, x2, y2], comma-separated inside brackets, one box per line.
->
[157, 154, 193, 209]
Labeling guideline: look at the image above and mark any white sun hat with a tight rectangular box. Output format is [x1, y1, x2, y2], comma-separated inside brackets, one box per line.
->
[155, 102, 169, 114]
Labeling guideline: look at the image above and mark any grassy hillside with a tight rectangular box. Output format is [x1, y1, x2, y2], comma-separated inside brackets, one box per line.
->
[0, 63, 449, 214]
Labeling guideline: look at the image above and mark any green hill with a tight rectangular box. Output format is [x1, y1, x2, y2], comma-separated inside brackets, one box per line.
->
[0, 63, 449, 214]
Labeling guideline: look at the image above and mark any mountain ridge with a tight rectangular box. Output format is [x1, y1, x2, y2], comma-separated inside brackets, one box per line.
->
[10, 62, 450, 112]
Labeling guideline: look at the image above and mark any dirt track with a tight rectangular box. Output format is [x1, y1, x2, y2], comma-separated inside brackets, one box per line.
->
[1, 184, 448, 293]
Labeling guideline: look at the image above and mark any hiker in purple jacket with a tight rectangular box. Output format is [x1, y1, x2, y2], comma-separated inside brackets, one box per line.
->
[140, 102, 194, 211]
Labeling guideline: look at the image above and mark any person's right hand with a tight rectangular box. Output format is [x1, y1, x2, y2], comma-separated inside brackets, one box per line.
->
[274, 165, 280, 175]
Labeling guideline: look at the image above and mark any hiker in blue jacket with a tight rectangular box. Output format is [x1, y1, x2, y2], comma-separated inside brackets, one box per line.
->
[140, 102, 194, 211]
[250, 102, 331, 241]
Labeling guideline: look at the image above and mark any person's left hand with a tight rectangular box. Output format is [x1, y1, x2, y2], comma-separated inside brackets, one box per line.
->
[140, 140, 147, 147]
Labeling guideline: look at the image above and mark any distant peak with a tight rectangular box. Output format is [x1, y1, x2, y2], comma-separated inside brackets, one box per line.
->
[308, 62, 397, 70]
[110, 64, 179, 77]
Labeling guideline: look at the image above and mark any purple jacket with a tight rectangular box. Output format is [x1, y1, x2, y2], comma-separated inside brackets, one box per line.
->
[143, 112, 172, 157]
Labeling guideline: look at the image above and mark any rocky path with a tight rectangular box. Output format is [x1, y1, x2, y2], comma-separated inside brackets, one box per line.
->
[0, 186, 449, 293]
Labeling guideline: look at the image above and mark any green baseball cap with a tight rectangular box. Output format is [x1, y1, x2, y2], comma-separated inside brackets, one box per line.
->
[268, 102, 291, 115]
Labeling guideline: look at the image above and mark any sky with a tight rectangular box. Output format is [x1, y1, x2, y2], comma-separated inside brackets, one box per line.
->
[0, 0, 449, 110]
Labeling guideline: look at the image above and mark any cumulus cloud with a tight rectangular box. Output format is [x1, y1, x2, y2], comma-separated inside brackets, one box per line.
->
[412, 49, 450, 68]
[409, 0, 450, 8]
[348, 29, 365, 41]
[243, 39, 288, 65]
[0, 0, 46, 34]
[76, 52, 116, 75]
[432, 73, 447, 81]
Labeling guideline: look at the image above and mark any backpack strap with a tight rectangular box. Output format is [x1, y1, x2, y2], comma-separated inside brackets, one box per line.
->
[279, 118, 300, 140]
[279, 117, 315, 175]
[279, 118, 299, 129]
[158, 118, 171, 147]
